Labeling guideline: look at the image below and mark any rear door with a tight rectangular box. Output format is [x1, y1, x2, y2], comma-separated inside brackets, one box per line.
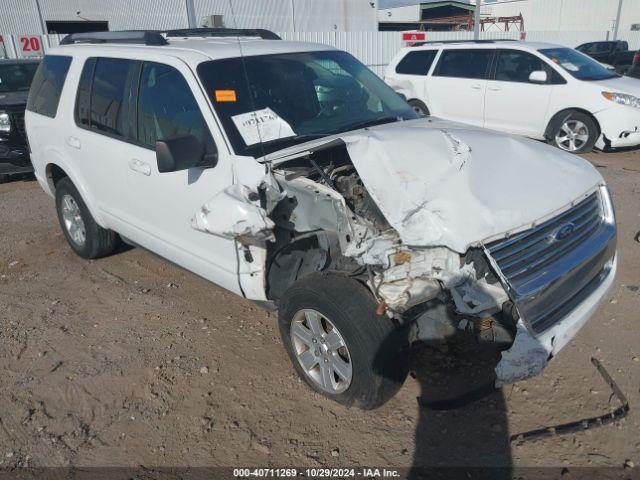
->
[483, 49, 558, 137]
[386, 49, 438, 106]
[426, 48, 493, 126]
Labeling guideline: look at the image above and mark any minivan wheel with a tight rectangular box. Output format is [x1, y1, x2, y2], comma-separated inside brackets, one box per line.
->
[408, 99, 430, 116]
[550, 111, 598, 153]
[55, 177, 118, 259]
[278, 273, 409, 409]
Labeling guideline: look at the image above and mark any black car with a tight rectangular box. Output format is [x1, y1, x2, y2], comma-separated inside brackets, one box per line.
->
[0, 59, 40, 183]
[575, 41, 636, 74]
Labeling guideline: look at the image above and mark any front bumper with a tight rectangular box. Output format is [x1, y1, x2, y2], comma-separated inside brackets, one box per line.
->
[594, 106, 640, 149]
[495, 255, 617, 386]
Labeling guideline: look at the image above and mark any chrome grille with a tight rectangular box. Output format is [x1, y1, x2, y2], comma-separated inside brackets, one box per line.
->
[486, 191, 616, 333]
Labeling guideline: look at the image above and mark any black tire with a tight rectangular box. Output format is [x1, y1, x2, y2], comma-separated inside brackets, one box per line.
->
[408, 99, 430, 116]
[548, 110, 599, 154]
[55, 177, 118, 259]
[0, 174, 9, 184]
[278, 273, 409, 410]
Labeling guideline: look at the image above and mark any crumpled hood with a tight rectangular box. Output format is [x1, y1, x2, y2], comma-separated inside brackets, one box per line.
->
[268, 118, 603, 253]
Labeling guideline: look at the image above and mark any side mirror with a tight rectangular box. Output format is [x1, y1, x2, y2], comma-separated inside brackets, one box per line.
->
[529, 70, 548, 83]
[156, 134, 218, 173]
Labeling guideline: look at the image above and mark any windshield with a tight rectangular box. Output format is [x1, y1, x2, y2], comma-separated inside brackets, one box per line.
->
[539, 47, 617, 81]
[197, 50, 418, 157]
[0, 63, 39, 93]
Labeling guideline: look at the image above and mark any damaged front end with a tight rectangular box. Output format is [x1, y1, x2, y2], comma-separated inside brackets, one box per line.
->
[190, 121, 616, 390]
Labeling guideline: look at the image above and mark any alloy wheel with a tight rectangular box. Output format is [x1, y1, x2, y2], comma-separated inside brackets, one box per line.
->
[60, 194, 86, 246]
[555, 119, 589, 152]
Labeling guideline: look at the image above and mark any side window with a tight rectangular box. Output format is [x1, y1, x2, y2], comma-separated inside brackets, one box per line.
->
[74, 57, 96, 128]
[90, 57, 132, 137]
[495, 50, 548, 83]
[136, 61, 214, 153]
[26, 55, 72, 118]
[395, 50, 438, 75]
[434, 49, 493, 80]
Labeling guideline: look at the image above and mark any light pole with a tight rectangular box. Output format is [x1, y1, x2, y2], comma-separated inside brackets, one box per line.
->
[474, 0, 482, 40]
[613, 0, 624, 40]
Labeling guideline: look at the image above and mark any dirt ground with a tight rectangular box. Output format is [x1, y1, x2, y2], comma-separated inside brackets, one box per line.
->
[0, 148, 639, 473]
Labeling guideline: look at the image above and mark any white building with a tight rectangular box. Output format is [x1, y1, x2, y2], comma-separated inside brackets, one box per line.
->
[480, 0, 640, 34]
[0, 0, 379, 35]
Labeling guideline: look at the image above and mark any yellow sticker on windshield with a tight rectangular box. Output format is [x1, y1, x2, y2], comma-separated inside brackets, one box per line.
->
[215, 90, 237, 102]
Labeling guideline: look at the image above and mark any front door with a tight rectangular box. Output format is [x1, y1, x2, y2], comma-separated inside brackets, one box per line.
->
[484, 49, 555, 138]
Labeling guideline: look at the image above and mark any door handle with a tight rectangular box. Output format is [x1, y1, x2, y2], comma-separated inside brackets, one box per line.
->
[66, 136, 81, 149]
[129, 159, 151, 176]
[470, 84, 483, 90]
[488, 86, 502, 91]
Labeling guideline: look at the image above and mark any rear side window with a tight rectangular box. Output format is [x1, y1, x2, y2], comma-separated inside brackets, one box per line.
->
[26, 55, 72, 118]
[136, 62, 215, 152]
[395, 50, 438, 75]
[434, 49, 493, 80]
[90, 58, 133, 137]
[75, 58, 96, 128]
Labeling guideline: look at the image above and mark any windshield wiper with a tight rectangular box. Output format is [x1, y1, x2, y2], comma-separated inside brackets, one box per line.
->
[337, 116, 402, 134]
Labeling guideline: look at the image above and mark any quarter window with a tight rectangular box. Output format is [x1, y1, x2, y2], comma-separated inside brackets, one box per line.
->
[136, 62, 213, 152]
[75, 57, 96, 127]
[434, 49, 493, 80]
[395, 50, 438, 75]
[26, 55, 72, 118]
[90, 57, 132, 137]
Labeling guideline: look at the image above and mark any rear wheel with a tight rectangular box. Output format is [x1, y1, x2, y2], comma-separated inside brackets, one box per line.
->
[55, 177, 119, 259]
[278, 274, 409, 409]
[549, 111, 598, 153]
[408, 99, 430, 116]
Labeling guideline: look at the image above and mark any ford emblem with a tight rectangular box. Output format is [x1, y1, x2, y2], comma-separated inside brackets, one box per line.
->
[549, 222, 575, 242]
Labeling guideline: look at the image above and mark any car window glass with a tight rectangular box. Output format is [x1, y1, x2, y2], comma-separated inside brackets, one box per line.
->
[137, 61, 214, 152]
[0, 63, 39, 93]
[90, 58, 131, 137]
[74, 57, 96, 128]
[395, 50, 438, 75]
[26, 55, 72, 118]
[434, 49, 492, 79]
[495, 50, 549, 83]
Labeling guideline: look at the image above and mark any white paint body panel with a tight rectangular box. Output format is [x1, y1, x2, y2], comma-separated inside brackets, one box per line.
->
[385, 42, 640, 147]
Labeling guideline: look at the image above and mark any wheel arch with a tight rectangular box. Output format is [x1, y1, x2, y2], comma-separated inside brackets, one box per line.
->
[44, 161, 107, 228]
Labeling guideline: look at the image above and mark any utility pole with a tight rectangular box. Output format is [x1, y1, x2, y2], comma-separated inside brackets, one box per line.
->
[185, 0, 197, 28]
[613, 0, 623, 40]
[474, 0, 482, 40]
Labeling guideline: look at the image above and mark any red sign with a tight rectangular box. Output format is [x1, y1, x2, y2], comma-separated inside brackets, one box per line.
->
[402, 32, 426, 42]
[18, 35, 42, 57]
[520, 31, 527, 41]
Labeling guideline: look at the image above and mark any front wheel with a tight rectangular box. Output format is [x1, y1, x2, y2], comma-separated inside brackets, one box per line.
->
[549, 111, 598, 153]
[278, 274, 409, 409]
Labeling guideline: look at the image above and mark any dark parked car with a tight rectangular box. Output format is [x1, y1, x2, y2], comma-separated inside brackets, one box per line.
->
[0, 59, 39, 183]
[576, 41, 636, 74]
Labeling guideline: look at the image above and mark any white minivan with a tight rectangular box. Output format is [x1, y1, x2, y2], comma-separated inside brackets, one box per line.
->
[385, 40, 640, 153]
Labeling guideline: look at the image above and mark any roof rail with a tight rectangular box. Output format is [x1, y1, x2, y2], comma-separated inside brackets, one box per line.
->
[164, 28, 281, 40]
[411, 39, 518, 47]
[60, 31, 168, 46]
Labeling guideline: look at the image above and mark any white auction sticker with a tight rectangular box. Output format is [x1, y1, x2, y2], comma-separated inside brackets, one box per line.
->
[232, 107, 295, 146]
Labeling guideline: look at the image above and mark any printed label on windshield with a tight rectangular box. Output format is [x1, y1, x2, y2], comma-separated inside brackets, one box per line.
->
[231, 108, 296, 146]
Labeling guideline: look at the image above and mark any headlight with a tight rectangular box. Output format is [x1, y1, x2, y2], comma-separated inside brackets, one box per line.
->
[0, 112, 10, 133]
[602, 91, 640, 108]
[599, 185, 616, 225]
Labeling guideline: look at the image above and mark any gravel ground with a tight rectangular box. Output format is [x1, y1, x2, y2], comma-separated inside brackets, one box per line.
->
[0, 149, 638, 472]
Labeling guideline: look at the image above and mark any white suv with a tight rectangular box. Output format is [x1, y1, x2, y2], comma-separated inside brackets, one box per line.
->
[385, 40, 640, 153]
[26, 30, 617, 409]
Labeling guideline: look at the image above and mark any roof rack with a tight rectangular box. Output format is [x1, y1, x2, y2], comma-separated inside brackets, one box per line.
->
[60, 31, 168, 46]
[164, 28, 281, 40]
[411, 39, 518, 47]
